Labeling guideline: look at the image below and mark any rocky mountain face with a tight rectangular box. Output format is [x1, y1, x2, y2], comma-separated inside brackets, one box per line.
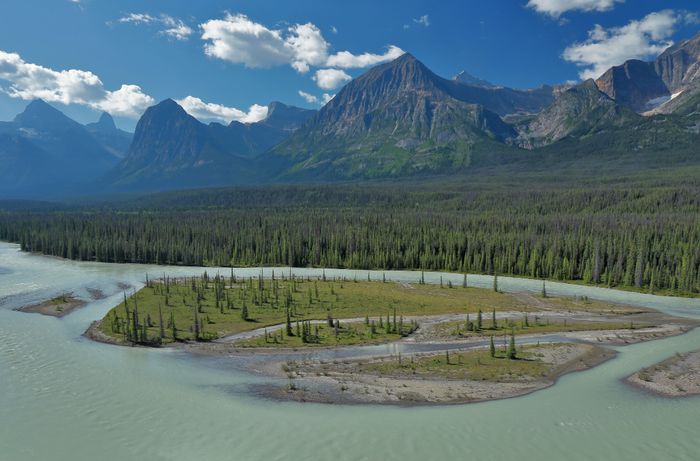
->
[516, 80, 639, 149]
[595, 60, 669, 112]
[596, 31, 700, 112]
[0, 100, 120, 196]
[270, 53, 518, 179]
[655, 32, 700, 92]
[85, 112, 133, 158]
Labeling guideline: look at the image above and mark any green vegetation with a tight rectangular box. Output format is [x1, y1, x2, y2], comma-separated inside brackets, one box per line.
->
[1, 170, 698, 294]
[235, 320, 412, 348]
[351, 345, 554, 382]
[433, 314, 646, 338]
[99, 275, 533, 346]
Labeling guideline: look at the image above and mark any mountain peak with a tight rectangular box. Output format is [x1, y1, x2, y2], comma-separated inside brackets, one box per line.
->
[94, 112, 117, 131]
[14, 99, 80, 131]
[453, 70, 497, 89]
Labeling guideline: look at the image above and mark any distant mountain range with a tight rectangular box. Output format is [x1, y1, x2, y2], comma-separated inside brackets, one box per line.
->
[3, 29, 700, 197]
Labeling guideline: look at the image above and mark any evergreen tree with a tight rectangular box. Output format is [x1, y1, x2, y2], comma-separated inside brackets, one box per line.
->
[507, 331, 517, 359]
[490, 336, 496, 358]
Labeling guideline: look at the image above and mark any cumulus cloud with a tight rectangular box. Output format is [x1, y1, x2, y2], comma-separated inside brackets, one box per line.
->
[312, 68, 351, 90]
[325, 45, 405, 68]
[118, 13, 193, 40]
[0, 49, 153, 117]
[176, 96, 268, 123]
[322, 93, 335, 104]
[563, 10, 684, 80]
[527, 0, 624, 18]
[298, 90, 318, 104]
[200, 13, 403, 73]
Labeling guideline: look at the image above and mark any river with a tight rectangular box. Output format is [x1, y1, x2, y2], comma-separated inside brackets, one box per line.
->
[1, 241, 698, 461]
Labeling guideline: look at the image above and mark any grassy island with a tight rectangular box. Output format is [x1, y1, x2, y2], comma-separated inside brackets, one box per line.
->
[96, 272, 649, 347]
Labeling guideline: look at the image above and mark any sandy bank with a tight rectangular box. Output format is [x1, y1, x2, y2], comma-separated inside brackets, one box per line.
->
[625, 350, 700, 398]
[16, 293, 87, 317]
[258, 343, 615, 405]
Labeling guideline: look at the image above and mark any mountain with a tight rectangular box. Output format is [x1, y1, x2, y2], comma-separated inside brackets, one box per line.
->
[595, 60, 668, 112]
[451, 71, 555, 116]
[85, 112, 133, 158]
[208, 102, 315, 158]
[596, 31, 700, 112]
[453, 70, 497, 88]
[270, 53, 518, 179]
[108, 99, 314, 191]
[0, 100, 120, 197]
[515, 79, 639, 149]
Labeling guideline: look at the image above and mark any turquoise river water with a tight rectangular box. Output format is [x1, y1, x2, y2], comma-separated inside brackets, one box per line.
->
[1, 241, 699, 461]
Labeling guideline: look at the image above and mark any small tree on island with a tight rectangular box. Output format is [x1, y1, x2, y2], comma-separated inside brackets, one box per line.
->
[507, 331, 517, 360]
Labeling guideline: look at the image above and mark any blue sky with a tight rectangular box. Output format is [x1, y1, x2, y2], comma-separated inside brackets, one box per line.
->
[0, 0, 698, 130]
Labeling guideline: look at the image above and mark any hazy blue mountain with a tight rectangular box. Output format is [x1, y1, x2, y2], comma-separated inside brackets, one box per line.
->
[0, 100, 120, 197]
[85, 112, 133, 158]
[208, 102, 315, 158]
[107, 99, 314, 191]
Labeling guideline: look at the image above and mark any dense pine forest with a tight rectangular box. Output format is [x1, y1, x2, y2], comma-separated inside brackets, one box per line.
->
[1, 168, 699, 294]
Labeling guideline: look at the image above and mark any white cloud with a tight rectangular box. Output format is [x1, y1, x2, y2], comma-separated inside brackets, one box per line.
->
[118, 13, 193, 40]
[312, 68, 351, 90]
[0, 49, 153, 117]
[414, 15, 430, 27]
[200, 13, 403, 73]
[298, 90, 318, 104]
[201, 14, 291, 68]
[563, 10, 682, 80]
[286, 23, 329, 73]
[95, 85, 155, 118]
[527, 0, 624, 18]
[326, 45, 405, 68]
[330, 26, 338, 34]
[176, 96, 268, 124]
[298, 91, 335, 106]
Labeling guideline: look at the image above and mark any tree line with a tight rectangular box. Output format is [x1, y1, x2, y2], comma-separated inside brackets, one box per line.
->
[0, 179, 698, 294]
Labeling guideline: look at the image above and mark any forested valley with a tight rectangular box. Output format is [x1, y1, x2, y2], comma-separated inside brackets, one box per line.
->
[1, 168, 699, 295]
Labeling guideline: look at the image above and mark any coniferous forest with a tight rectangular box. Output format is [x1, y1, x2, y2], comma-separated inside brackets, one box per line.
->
[1, 169, 699, 294]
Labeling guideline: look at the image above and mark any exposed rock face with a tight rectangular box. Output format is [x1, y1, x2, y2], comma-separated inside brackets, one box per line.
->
[595, 31, 700, 112]
[595, 60, 669, 112]
[516, 80, 638, 149]
[655, 33, 700, 92]
[271, 53, 517, 178]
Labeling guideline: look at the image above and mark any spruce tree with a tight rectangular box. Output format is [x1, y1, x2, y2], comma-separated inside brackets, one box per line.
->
[507, 331, 517, 360]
